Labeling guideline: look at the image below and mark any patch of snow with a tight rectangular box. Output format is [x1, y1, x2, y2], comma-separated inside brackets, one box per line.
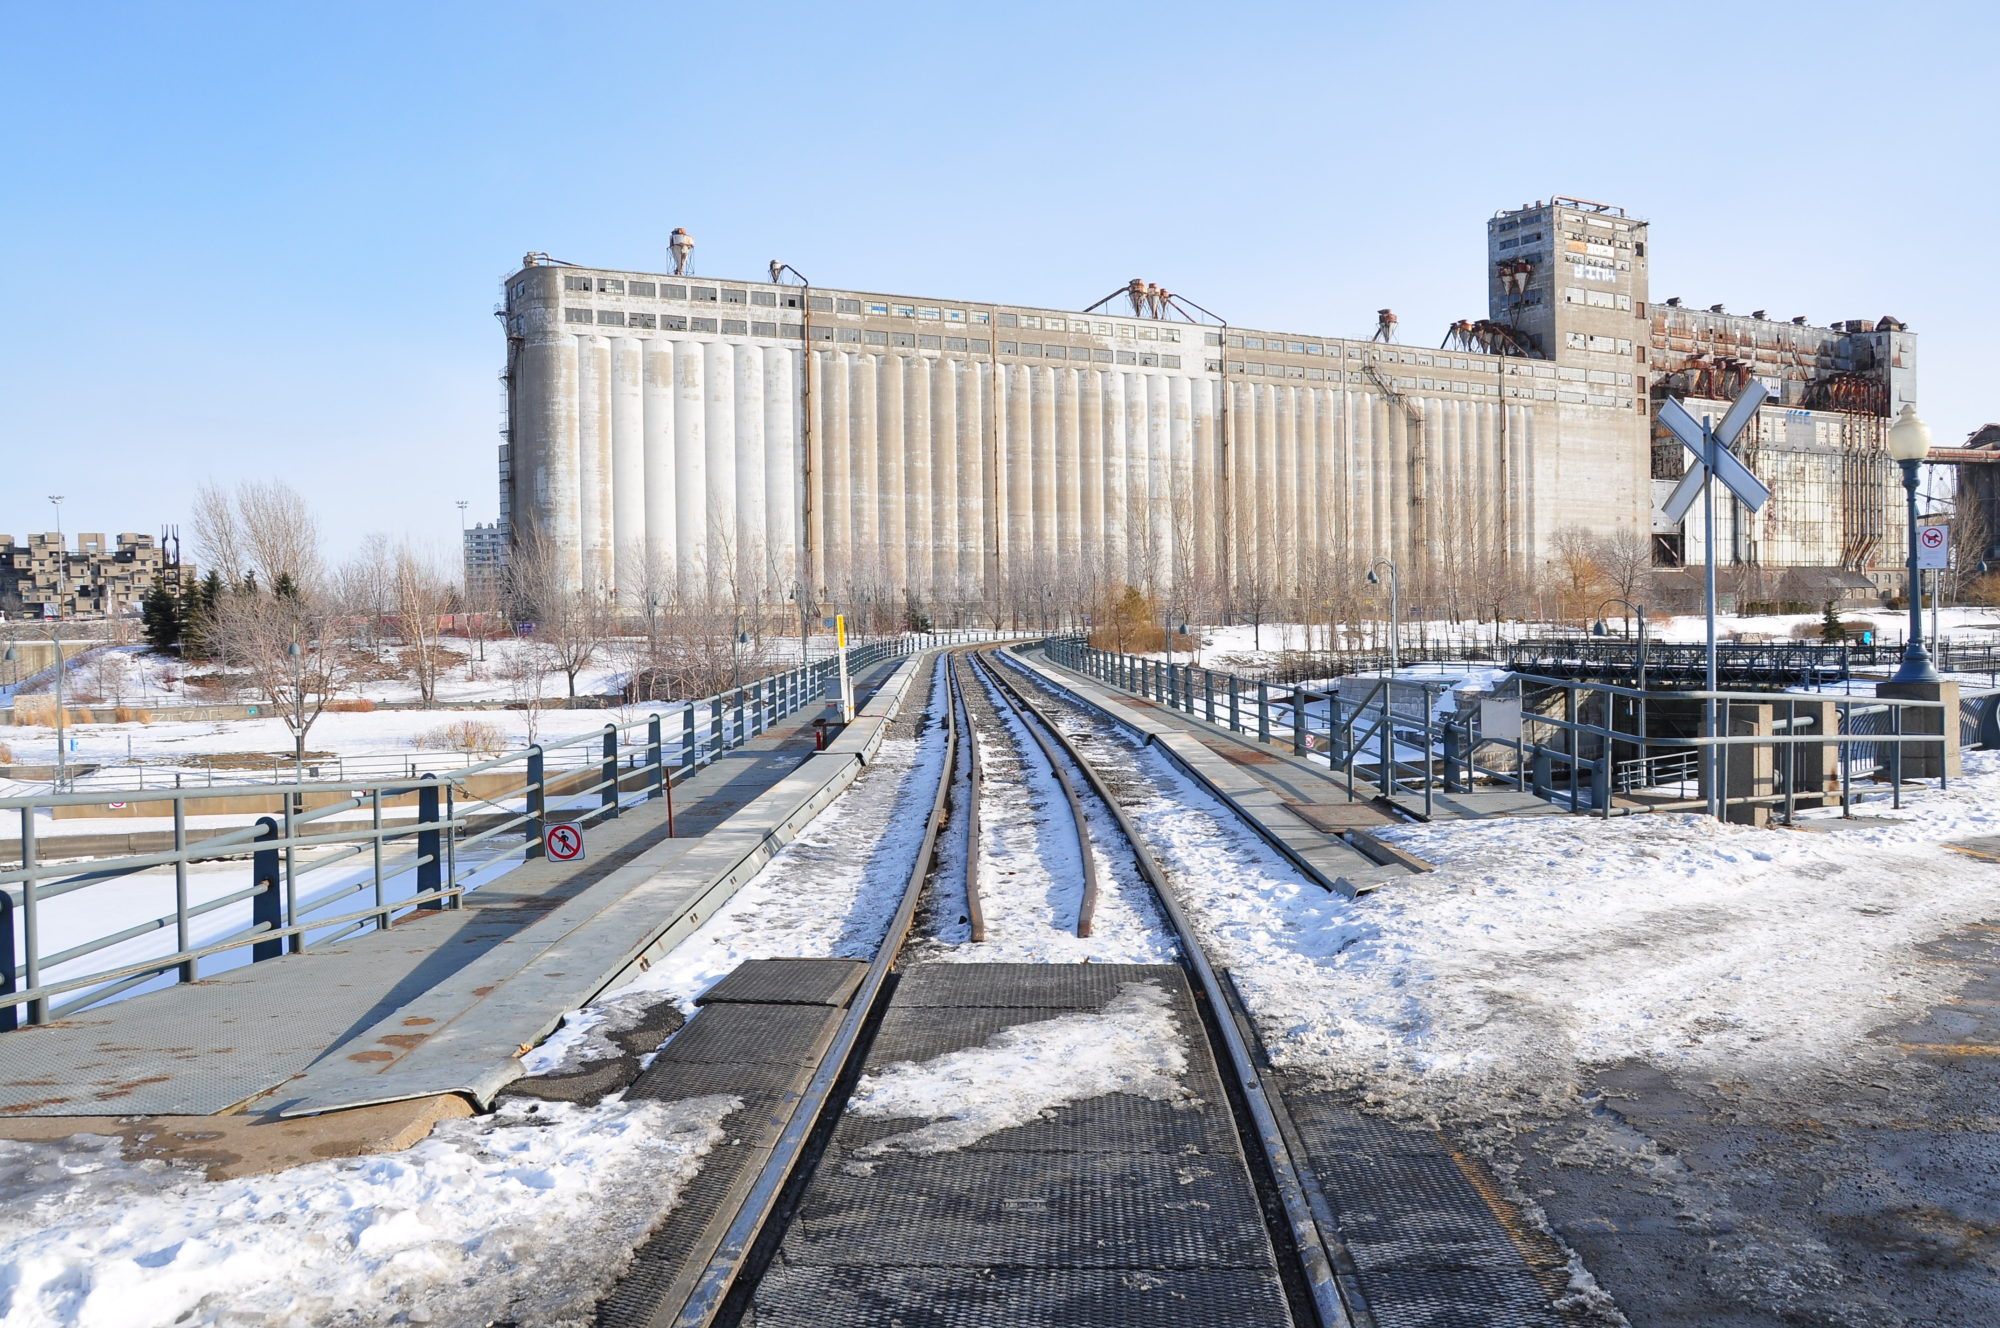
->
[0, 1094, 735, 1328]
[915, 665, 1176, 964]
[846, 981, 1189, 1156]
[526, 662, 953, 1077]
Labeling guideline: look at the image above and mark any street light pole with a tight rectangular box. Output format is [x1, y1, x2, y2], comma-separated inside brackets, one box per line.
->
[4, 632, 67, 790]
[1367, 559, 1400, 674]
[1886, 405, 1940, 684]
[47, 495, 65, 621]
[1592, 598, 1649, 694]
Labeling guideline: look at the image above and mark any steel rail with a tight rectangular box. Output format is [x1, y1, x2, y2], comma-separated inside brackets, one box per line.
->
[964, 651, 1099, 938]
[616, 643, 1346, 1327]
[665, 651, 966, 1328]
[985, 647, 1352, 1328]
[955, 656, 987, 942]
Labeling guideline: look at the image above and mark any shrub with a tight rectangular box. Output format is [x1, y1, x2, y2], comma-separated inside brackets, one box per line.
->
[0, 742, 12, 765]
[12, 696, 57, 727]
[324, 698, 378, 713]
[112, 707, 154, 723]
[411, 719, 507, 754]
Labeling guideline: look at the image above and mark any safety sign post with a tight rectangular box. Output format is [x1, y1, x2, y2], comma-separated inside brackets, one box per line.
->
[546, 823, 585, 862]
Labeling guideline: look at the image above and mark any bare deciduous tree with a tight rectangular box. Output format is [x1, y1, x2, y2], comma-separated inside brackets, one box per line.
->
[1546, 525, 1613, 627]
[506, 529, 610, 698]
[192, 480, 323, 593]
[390, 543, 456, 704]
[207, 585, 351, 766]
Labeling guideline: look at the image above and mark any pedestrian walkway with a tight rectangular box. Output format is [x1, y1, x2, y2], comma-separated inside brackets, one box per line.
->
[1029, 648, 1561, 823]
[0, 657, 921, 1129]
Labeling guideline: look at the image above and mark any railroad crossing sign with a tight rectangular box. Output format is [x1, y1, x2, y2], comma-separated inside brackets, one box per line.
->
[1660, 384, 1770, 523]
[546, 824, 585, 862]
[1918, 523, 1950, 569]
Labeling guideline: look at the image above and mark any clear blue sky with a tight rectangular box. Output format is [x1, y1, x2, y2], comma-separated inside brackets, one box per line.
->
[5, 1, 1994, 559]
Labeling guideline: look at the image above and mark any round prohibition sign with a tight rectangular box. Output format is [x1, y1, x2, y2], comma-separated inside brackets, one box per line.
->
[1920, 527, 1946, 550]
[546, 824, 586, 862]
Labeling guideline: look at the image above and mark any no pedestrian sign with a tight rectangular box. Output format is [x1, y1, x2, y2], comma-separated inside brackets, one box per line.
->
[1917, 524, 1949, 570]
[546, 824, 585, 862]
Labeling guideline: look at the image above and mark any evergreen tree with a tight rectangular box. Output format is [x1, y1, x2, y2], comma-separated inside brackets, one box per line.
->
[141, 577, 182, 652]
[273, 571, 299, 601]
[185, 570, 225, 659]
[1820, 601, 1846, 641]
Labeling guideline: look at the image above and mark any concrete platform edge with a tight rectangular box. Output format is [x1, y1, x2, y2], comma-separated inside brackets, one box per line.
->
[276, 654, 931, 1117]
[1006, 649, 1386, 898]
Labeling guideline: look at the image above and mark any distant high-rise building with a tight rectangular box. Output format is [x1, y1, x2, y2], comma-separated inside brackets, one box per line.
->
[462, 521, 508, 600]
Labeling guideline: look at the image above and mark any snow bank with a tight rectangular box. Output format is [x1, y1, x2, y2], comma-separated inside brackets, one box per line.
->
[847, 981, 1190, 1156]
[1038, 691, 2000, 1135]
[0, 1095, 735, 1328]
[525, 668, 949, 1078]
[917, 668, 1177, 965]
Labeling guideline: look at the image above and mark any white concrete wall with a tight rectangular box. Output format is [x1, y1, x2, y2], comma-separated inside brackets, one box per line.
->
[504, 267, 1647, 605]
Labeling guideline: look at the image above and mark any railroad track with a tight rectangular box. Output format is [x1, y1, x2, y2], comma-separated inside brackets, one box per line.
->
[599, 644, 1349, 1327]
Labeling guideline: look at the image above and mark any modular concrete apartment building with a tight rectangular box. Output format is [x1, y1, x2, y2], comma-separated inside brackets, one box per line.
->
[0, 532, 172, 620]
[496, 197, 1913, 614]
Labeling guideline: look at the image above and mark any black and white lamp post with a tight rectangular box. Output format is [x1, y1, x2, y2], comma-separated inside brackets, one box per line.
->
[1366, 559, 1400, 674]
[1886, 405, 1940, 684]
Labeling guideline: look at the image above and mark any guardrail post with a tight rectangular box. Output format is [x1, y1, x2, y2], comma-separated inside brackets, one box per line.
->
[1592, 747, 1611, 817]
[0, 879, 17, 1030]
[252, 816, 284, 961]
[1291, 687, 1307, 756]
[526, 745, 547, 858]
[1257, 682, 1271, 744]
[753, 679, 766, 734]
[1443, 718, 1466, 792]
[173, 794, 194, 982]
[416, 775, 443, 909]
[1228, 675, 1240, 732]
[682, 706, 697, 772]
[1204, 670, 1215, 723]
[601, 723, 620, 820]
[710, 699, 724, 767]
[647, 714, 665, 800]
[16, 808, 40, 1026]
[734, 688, 747, 748]
[1530, 749, 1552, 801]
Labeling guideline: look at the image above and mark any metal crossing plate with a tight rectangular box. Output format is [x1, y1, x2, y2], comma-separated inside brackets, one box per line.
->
[696, 957, 868, 1007]
[596, 1140, 764, 1328]
[1360, 1270, 1566, 1328]
[1277, 1077, 1569, 1323]
[646, 1001, 843, 1068]
[863, 1000, 1201, 1072]
[890, 961, 1179, 1008]
[753, 1265, 1292, 1328]
[626, 1056, 810, 1106]
[830, 1081, 1234, 1157]
[787, 1150, 1273, 1268]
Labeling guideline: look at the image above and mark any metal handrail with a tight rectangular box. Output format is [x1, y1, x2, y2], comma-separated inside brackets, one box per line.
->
[1043, 639, 1957, 824]
[0, 632, 970, 1027]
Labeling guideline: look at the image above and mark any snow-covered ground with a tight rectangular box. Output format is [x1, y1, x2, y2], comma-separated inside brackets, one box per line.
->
[0, 1095, 733, 1328]
[1030, 678, 2000, 1129]
[918, 662, 1175, 964]
[845, 980, 1189, 1160]
[9, 641, 1998, 1324]
[522, 665, 951, 1074]
[1153, 607, 2000, 675]
[1, 636, 849, 711]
